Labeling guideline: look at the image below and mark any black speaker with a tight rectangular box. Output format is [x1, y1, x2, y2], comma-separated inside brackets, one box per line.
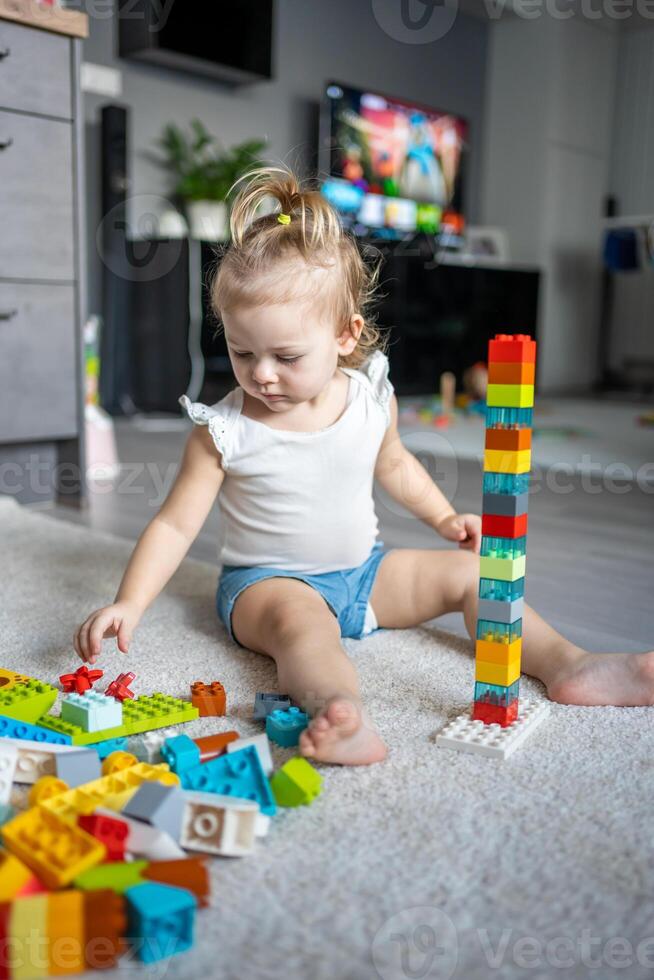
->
[99, 103, 135, 416]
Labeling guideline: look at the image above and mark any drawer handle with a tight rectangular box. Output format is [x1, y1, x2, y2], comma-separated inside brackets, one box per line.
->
[0, 309, 17, 321]
[0, 47, 10, 61]
[0, 137, 12, 151]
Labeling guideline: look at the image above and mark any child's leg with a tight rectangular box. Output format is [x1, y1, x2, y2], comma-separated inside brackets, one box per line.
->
[231, 577, 387, 765]
[369, 549, 654, 707]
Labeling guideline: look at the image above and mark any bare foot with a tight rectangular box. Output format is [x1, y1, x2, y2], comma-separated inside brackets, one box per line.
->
[547, 650, 654, 707]
[299, 697, 387, 766]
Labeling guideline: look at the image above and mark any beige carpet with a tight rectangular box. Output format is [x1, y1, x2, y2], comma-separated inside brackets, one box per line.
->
[1, 496, 653, 980]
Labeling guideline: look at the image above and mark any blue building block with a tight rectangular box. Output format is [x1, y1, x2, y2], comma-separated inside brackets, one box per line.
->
[125, 881, 196, 963]
[55, 748, 102, 787]
[161, 734, 200, 774]
[477, 597, 525, 625]
[253, 692, 291, 720]
[123, 782, 185, 841]
[178, 745, 276, 816]
[87, 735, 129, 760]
[266, 707, 309, 748]
[474, 680, 520, 707]
[61, 691, 123, 733]
[482, 472, 530, 496]
[0, 713, 71, 744]
[478, 577, 525, 602]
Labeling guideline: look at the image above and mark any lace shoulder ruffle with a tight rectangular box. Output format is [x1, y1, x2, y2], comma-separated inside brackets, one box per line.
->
[178, 392, 240, 467]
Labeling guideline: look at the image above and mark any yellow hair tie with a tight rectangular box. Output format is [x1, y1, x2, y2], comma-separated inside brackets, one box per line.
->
[277, 212, 291, 225]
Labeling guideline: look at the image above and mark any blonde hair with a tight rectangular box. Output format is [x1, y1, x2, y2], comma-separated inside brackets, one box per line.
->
[208, 166, 386, 369]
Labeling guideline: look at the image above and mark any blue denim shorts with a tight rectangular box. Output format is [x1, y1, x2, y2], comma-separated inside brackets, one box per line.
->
[216, 540, 391, 647]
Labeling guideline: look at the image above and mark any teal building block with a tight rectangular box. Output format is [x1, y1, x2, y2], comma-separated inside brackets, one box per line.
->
[178, 745, 276, 816]
[61, 691, 123, 732]
[87, 736, 129, 760]
[161, 734, 200, 774]
[266, 707, 309, 747]
[125, 882, 197, 963]
[474, 680, 520, 707]
[0, 713, 71, 744]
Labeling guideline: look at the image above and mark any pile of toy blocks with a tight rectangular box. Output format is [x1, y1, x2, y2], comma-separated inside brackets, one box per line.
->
[0, 669, 322, 977]
[473, 334, 536, 728]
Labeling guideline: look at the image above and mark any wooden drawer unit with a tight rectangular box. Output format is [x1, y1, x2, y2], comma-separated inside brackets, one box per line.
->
[0, 19, 71, 118]
[0, 282, 78, 442]
[0, 109, 74, 281]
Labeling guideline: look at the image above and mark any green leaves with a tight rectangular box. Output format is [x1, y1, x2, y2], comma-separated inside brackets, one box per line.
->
[144, 118, 266, 203]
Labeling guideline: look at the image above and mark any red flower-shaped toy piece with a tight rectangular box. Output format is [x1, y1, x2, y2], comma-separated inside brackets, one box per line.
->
[60, 664, 104, 694]
[105, 671, 136, 702]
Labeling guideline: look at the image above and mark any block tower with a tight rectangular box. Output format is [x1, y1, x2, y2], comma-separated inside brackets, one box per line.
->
[472, 334, 536, 728]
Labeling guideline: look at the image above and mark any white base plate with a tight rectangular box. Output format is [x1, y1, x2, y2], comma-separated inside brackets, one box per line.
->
[436, 698, 550, 759]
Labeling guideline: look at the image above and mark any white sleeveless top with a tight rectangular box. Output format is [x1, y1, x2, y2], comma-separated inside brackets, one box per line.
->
[179, 350, 394, 573]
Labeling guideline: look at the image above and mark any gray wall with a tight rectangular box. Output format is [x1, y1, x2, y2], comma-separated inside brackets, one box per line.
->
[77, 0, 488, 317]
[608, 23, 654, 374]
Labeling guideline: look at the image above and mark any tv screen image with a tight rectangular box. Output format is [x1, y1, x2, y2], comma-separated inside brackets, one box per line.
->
[321, 82, 468, 241]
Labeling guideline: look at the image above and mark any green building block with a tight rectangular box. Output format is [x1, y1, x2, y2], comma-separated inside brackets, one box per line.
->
[0, 678, 57, 724]
[37, 693, 199, 746]
[478, 555, 526, 583]
[270, 757, 323, 807]
[74, 860, 148, 894]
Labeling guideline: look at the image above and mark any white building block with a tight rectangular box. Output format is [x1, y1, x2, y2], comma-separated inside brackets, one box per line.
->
[129, 728, 178, 764]
[0, 744, 17, 804]
[180, 792, 266, 857]
[436, 699, 550, 760]
[226, 733, 273, 775]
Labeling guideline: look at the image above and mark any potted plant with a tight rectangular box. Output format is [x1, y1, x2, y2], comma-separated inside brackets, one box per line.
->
[145, 119, 266, 241]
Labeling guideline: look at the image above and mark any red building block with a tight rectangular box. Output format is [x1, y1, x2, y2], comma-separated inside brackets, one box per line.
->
[105, 671, 136, 701]
[481, 512, 528, 539]
[60, 665, 104, 694]
[485, 428, 532, 452]
[472, 700, 519, 727]
[78, 813, 129, 862]
[488, 334, 537, 364]
[191, 681, 226, 717]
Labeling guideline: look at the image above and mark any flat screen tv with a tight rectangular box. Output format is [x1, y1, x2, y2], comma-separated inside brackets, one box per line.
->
[320, 81, 468, 243]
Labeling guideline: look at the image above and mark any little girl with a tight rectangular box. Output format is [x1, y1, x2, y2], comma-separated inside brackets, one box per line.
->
[75, 167, 654, 766]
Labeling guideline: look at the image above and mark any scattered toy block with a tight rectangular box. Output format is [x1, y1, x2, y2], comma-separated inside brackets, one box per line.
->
[226, 733, 273, 775]
[125, 881, 196, 964]
[0, 712, 71, 744]
[38, 693, 199, 746]
[180, 791, 260, 857]
[194, 730, 240, 761]
[102, 750, 139, 775]
[129, 727, 178, 765]
[78, 813, 129, 862]
[74, 859, 148, 894]
[142, 858, 210, 908]
[96, 807, 185, 862]
[271, 757, 323, 807]
[486, 383, 534, 409]
[55, 748, 102, 788]
[0, 674, 58, 724]
[191, 681, 226, 716]
[266, 707, 309, 747]
[28, 774, 69, 806]
[253, 692, 291, 720]
[0, 850, 45, 901]
[161, 734, 201, 774]
[105, 671, 136, 701]
[61, 691, 123, 733]
[481, 512, 528, 539]
[87, 735, 129, 760]
[47, 888, 85, 973]
[488, 333, 536, 364]
[123, 782, 185, 842]
[60, 664, 104, 694]
[178, 745, 276, 816]
[0, 743, 17, 805]
[7, 891, 48, 975]
[82, 888, 127, 970]
[2, 806, 106, 889]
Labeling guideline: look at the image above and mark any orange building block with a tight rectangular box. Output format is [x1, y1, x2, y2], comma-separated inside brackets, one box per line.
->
[48, 890, 85, 975]
[487, 360, 536, 385]
[83, 889, 126, 971]
[191, 681, 226, 717]
[485, 428, 532, 452]
[142, 858, 210, 907]
[193, 730, 239, 760]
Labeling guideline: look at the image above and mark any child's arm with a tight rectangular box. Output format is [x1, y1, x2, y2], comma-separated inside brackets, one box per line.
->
[74, 426, 225, 663]
[374, 395, 482, 552]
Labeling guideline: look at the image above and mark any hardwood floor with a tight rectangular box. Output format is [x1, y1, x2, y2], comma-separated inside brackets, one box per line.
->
[38, 417, 654, 653]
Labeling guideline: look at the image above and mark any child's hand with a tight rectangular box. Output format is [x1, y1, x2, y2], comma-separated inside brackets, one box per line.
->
[437, 513, 482, 554]
[74, 600, 141, 664]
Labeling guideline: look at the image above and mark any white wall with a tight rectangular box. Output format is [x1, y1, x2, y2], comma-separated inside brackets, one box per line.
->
[608, 25, 654, 374]
[482, 14, 618, 392]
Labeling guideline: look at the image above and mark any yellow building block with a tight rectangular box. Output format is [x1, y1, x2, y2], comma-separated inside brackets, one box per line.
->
[2, 806, 106, 889]
[483, 448, 531, 475]
[0, 849, 36, 901]
[479, 555, 526, 582]
[39, 762, 179, 823]
[475, 657, 521, 686]
[48, 890, 85, 975]
[9, 893, 49, 980]
[486, 383, 534, 408]
[475, 638, 522, 665]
